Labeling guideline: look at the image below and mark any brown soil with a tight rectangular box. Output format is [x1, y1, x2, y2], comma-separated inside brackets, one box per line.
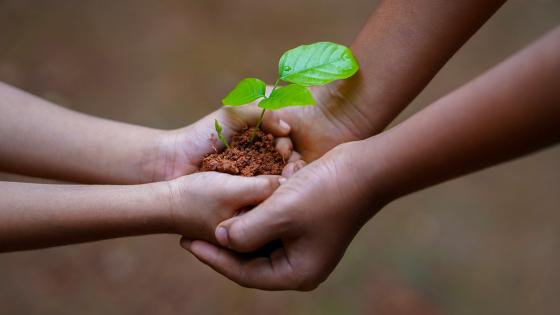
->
[200, 128, 285, 176]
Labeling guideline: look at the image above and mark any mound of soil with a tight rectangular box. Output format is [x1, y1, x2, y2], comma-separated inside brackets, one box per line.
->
[200, 128, 285, 176]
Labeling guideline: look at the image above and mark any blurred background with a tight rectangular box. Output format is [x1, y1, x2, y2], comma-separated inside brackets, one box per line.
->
[0, 0, 559, 314]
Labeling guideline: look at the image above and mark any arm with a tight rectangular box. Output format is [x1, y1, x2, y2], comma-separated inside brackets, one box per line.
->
[0, 173, 281, 252]
[182, 26, 560, 290]
[271, 0, 506, 161]
[0, 181, 169, 252]
[0, 82, 162, 184]
[0, 83, 291, 183]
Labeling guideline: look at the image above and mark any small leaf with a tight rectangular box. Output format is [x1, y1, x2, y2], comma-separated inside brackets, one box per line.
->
[214, 119, 229, 149]
[214, 119, 222, 133]
[222, 78, 266, 106]
[278, 42, 359, 86]
[258, 84, 315, 110]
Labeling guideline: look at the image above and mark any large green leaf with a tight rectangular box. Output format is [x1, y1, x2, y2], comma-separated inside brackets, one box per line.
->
[258, 84, 315, 110]
[222, 78, 266, 106]
[278, 42, 359, 86]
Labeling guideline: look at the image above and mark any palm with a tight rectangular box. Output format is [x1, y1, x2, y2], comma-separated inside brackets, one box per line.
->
[181, 142, 385, 290]
[140, 106, 292, 182]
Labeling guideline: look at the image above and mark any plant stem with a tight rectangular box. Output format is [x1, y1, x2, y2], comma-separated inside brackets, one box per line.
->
[272, 78, 280, 92]
[249, 78, 280, 144]
[249, 108, 266, 143]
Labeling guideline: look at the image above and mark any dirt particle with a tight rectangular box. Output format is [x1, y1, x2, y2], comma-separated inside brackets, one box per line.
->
[200, 128, 285, 176]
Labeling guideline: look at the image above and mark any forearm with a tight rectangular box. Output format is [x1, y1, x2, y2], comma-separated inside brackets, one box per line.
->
[0, 181, 171, 252]
[325, 0, 505, 137]
[0, 82, 164, 184]
[360, 26, 560, 203]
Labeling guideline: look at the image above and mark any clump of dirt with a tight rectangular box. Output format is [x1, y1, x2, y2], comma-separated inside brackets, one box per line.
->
[200, 128, 285, 176]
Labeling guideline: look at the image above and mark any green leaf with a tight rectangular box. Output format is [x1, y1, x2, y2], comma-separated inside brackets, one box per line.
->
[222, 78, 266, 106]
[258, 84, 315, 110]
[278, 42, 359, 86]
[214, 119, 222, 133]
[214, 119, 229, 149]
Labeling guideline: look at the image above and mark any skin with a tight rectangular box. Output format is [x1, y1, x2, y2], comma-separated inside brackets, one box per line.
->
[0, 73, 297, 251]
[0, 173, 281, 252]
[0, 81, 294, 184]
[0, 0, 505, 182]
[182, 26, 560, 290]
[264, 0, 506, 162]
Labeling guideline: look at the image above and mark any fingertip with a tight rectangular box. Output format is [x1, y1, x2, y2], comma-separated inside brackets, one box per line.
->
[288, 150, 302, 163]
[294, 160, 307, 172]
[282, 162, 297, 177]
[180, 237, 192, 250]
[215, 226, 230, 247]
[262, 112, 291, 136]
[282, 160, 306, 177]
[188, 240, 217, 261]
[278, 119, 291, 134]
[275, 137, 293, 161]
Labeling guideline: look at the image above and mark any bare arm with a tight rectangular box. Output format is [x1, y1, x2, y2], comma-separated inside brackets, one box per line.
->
[275, 0, 506, 161]
[364, 25, 560, 201]
[0, 83, 292, 184]
[182, 26, 560, 291]
[0, 173, 281, 252]
[0, 181, 169, 252]
[0, 82, 163, 183]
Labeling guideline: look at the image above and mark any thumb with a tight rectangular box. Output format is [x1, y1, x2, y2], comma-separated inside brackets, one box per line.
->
[215, 197, 288, 253]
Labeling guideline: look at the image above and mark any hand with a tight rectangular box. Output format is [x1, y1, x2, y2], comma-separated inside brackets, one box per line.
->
[180, 141, 389, 290]
[138, 105, 295, 183]
[256, 84, 378, 178]
[166, 172, 282, 243]
[263, 84, 378, 164]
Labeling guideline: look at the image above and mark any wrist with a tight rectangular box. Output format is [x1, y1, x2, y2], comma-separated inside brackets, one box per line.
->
[137, 128, 178, 183]
[354, 135, 409, 205]
[334, 138, 398, 212]
[140, 181, 178, 234]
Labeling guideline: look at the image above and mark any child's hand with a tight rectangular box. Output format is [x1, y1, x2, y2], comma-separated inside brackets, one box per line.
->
[165, 172, 282, 242]
[140, 105, 297, 182]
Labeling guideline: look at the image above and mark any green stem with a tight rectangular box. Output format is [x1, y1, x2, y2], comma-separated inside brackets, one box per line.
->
[249, 78, 280, 144]
[249, 108, 266, 143]
[272, 78, 280, 92]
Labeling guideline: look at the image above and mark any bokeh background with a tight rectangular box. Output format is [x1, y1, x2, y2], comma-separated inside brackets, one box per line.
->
[1, 0, 559, 314]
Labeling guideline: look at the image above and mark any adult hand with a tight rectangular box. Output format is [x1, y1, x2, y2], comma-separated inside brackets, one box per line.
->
[181, 140, 388, 290]
[264, 85, 373, 163]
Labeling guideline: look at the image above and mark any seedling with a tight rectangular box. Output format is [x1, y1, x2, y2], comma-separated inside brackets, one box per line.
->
[214, 119, 229, 149]
[216, 41, 359, 145]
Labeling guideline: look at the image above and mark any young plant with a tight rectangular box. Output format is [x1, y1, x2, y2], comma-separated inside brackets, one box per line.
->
[218, 41, 360, 145]
[214, 119, 230, 149]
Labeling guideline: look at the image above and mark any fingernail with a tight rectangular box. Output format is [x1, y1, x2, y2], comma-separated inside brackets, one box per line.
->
[215, 226, 230, 247]
[279, 177, 287, 185]
[279, 120, 290, 133]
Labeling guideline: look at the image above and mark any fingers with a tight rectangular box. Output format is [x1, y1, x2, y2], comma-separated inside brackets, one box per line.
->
[274, 137, 293, 161]
[223, 103, 291, 137]
[287, 150, 302, 163]
[215, 197, 289, 253]
[282, 160, 307, 178]
[181, 238, 295, 290]
[223, 174, 282, 206]
[261, 113, 291, 137]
